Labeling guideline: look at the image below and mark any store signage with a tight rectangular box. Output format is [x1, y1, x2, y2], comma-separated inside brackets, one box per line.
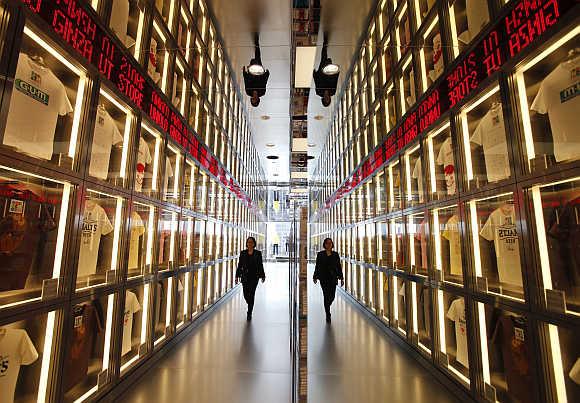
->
[327, 0, 577, 207]
[21, 0, 252, 207]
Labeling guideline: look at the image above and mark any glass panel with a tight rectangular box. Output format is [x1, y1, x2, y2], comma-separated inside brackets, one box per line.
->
[127, 203, 155, 279]
[163, 146, 180, 203]
[389, 161, 402, 212]
[0, 167, 69, 306]
[135, 125, 160, 197]
[63, 294, 113, 401]
[404, 145, 423, 206]
[420, 18, 444, 89]
[121, 284, 148, 372]
[408, 212, 428, 276]
[432, 205, 464, 285]
[109, 0, 142, 48]
[414, 282, 431, 353]
[394, 276, 407, 334]
[147, 23, 168, 88]
[176, 272, 187, 328]
[426, 123, 456, 201]
[449, 0, 489, 54]
[157, 210, 177, 272]
[76, 191, 123, 290]
[153, 277, 171, 343]
[439, 292, 470, 382]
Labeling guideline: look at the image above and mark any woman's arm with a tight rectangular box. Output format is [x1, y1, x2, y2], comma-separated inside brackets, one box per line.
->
[257, 251, 266, 280]
[313, 251, 321, 281]
[336, 253, 344, 280]
[236, 250, 245, 278]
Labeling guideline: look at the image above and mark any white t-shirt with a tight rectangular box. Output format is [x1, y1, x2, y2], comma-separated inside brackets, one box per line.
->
[467, 0, 489, 40]
[148, 38, 161, 84]
[471, 105, 510, 183]
[3, 54, 73, 160]
[570, 357, 580, 385]
[436, 137, 456, 195]
[122, 291, 141, 356]
[530, 63, 580, 162]
[442, 214, 462, 276]
[89, 107, 123, 180]
[432, 33, 444, 78]
[412, 158, 424, 203]
[480, 204, 523, 286]
[128, 212, 145, 269]
[446, 298, 468, 368]
[110, 0, 130, 46]
[135, 137, 152, 192]
[78, 201, 114, 278]
[0, 328, 38, 403]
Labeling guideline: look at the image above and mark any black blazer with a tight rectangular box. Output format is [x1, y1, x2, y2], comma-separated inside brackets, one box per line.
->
[236, 249, 265, 281]
[313, 251, 343, 285]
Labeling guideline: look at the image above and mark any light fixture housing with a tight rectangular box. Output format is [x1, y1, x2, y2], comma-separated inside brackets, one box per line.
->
[322, 63, 340, 75]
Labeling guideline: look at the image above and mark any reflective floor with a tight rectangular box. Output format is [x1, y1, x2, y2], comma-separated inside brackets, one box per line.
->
[121, 263, 459, 402]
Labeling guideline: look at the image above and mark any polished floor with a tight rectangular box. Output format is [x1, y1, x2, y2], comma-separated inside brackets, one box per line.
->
[120, 263, 459, 403]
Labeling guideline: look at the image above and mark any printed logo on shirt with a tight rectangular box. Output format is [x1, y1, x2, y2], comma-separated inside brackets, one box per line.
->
[492, 113, 501, 126]
[514, 326, 525, 342]
[15, 79, 49, 105]
[559, 81, 579, 104]
[0, 355, 8, 376]
[9, 199, 25, 215]
[74, 314, 83, 328]
[98, 115, 105, 126]
[30, 71, 42, 85]
[498, 220, 518, 245]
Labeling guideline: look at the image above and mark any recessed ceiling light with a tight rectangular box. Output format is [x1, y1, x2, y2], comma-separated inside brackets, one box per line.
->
[307, 143, 316, 147]
[261, 115, 271, 120]
[266, 155, 279, 160]
[273, 174, 279, 177]
[314, 115, 324, 120]
[266, 143, 275, 147]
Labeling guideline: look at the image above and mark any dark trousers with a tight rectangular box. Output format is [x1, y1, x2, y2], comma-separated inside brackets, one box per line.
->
[242, 279, 259, 313]
[321, 282, 337, 316]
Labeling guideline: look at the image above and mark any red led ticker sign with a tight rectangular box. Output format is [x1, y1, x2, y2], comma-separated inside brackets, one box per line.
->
[326, 0, 576, 208]
[21, 0, 253, 207]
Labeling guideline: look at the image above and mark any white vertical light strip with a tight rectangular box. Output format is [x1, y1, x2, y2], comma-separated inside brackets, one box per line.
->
[52, 183, 71, 278]
[393, 277, 399, 321]
[37, 311, 56, 403]
[110, 198, 123, 270]
[184, 272, 190, 317]
[101, 294, 115, 371]
[170, 212, 177, 262]
[477, 302, 491, 384]
[433, 210, 442, 270]
[438, 290, 446, 353]
[134, 11, 145, 60]
[141, 284, 150, 345]
[532, 186, 553, 289]
[173, 152, 181, 197]
[428, 136, 437, 194]
[388, 165, 394, 210]
[68, 77, 86, 159]
[165, 277, 173, 327]
[411, 282, 418, 333]
[548, 324, 568, 402]
[470, 201, 483, 277]
[516, 72, 535, 165]
[409, 216, 416, 267]
[405, 153, 412, 201]
[152, 136, 161, 191]
[448, 4, 459, 58]
[120, 113, 132, 178]
[461, 112, 474, 181]
[146, 206, 154, 265]
[168, 0, 176, 30]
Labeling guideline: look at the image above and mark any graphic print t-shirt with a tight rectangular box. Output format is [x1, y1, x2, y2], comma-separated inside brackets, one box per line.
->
[89, 107, 123, 180]
[436, 137, 456, 195]
[135, 137, 152, 192]
[3, 54, 74, 160]
[78, 201, 113, 278]
[531, 63, 580, 162]
[442, 214, 463, 276]
[471, 105, 510, 183]
[0, 329, 38, 403]
[446, 298, 468, 368]
[122, 291, 141, 356]
[480, 204, 523, 286]
[128, 212, 145, 270]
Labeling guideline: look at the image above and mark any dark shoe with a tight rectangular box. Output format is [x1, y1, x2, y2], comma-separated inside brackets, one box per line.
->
[326, 314, 331, 323]
[247, 312, 252, 321]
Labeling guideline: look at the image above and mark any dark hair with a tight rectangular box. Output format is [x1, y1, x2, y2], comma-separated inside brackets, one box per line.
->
[323, 237, 334, 249]
[246, 236, 257, 248]
[251, 92, 260, 107]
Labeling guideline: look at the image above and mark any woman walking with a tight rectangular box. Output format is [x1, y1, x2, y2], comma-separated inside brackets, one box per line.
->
[236, 237, 265, 321]
[313, 238, 344, 323]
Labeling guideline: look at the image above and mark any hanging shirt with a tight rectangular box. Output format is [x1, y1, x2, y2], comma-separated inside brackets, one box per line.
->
[412, 158, 424, 203]
[466, 0, 490, 40]
[480, 204, 523, 286]
[471, 105, 510, 183]
[78, 201, 114, 278]
[436, 137, 456, 195]
[442, 214, 462, 276]
[3, 54, 73, 160]
[110, 0, 130, 46]
[122, 291, 141, 356]
[128, 211, 145, 270]
[446, 298, 468, 368]
[89, 107, 123, 180]
[531, 63, 580, 162]
[135, 137, 153, 192]
[0, 328, 38, 403]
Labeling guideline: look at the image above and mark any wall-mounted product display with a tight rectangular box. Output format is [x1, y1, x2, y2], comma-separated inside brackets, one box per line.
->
[310, 0, 579, 401]
[0, 0, 266, 401]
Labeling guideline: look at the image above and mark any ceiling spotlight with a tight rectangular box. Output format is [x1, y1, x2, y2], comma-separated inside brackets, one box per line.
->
[322, 63, 340, 75]
[261, 115, 271, 120]
[314, 115, 324, 120]
[307, 143, 316, 147]
[266, 155, 279, 160]
[266, 143, 275, 147]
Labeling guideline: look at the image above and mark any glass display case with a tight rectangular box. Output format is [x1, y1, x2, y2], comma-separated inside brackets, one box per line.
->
[120, 283, 149, 372]
[431, 204, 464, 285]
[438, 291, 470, 385]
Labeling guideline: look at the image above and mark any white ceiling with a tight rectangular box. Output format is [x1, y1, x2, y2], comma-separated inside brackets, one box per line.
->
[206, 0, 375, 182]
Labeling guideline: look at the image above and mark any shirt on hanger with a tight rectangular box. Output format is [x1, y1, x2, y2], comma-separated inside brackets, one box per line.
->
[447, 298, 468, 368]
[531, 63, 580, 162]
[471, 105, 510, 183]
[480, 204, 523, 286]
[109, 0, 130, 46]
[128, 212, 145, 270]
[3, 54, 73, 160]
[122, 291, 141, 356]
[0, 328, 38, 403]
[78, 201, 114, 278]
[89, 107, 123, 180]
[436, 137, 456, 195]
[135, 137, 153, 192]
[442, 214, 462, 276]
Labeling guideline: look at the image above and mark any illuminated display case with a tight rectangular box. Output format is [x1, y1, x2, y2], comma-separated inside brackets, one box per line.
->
[310, 0, 580, 401]
[0, 0, 266, 401]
